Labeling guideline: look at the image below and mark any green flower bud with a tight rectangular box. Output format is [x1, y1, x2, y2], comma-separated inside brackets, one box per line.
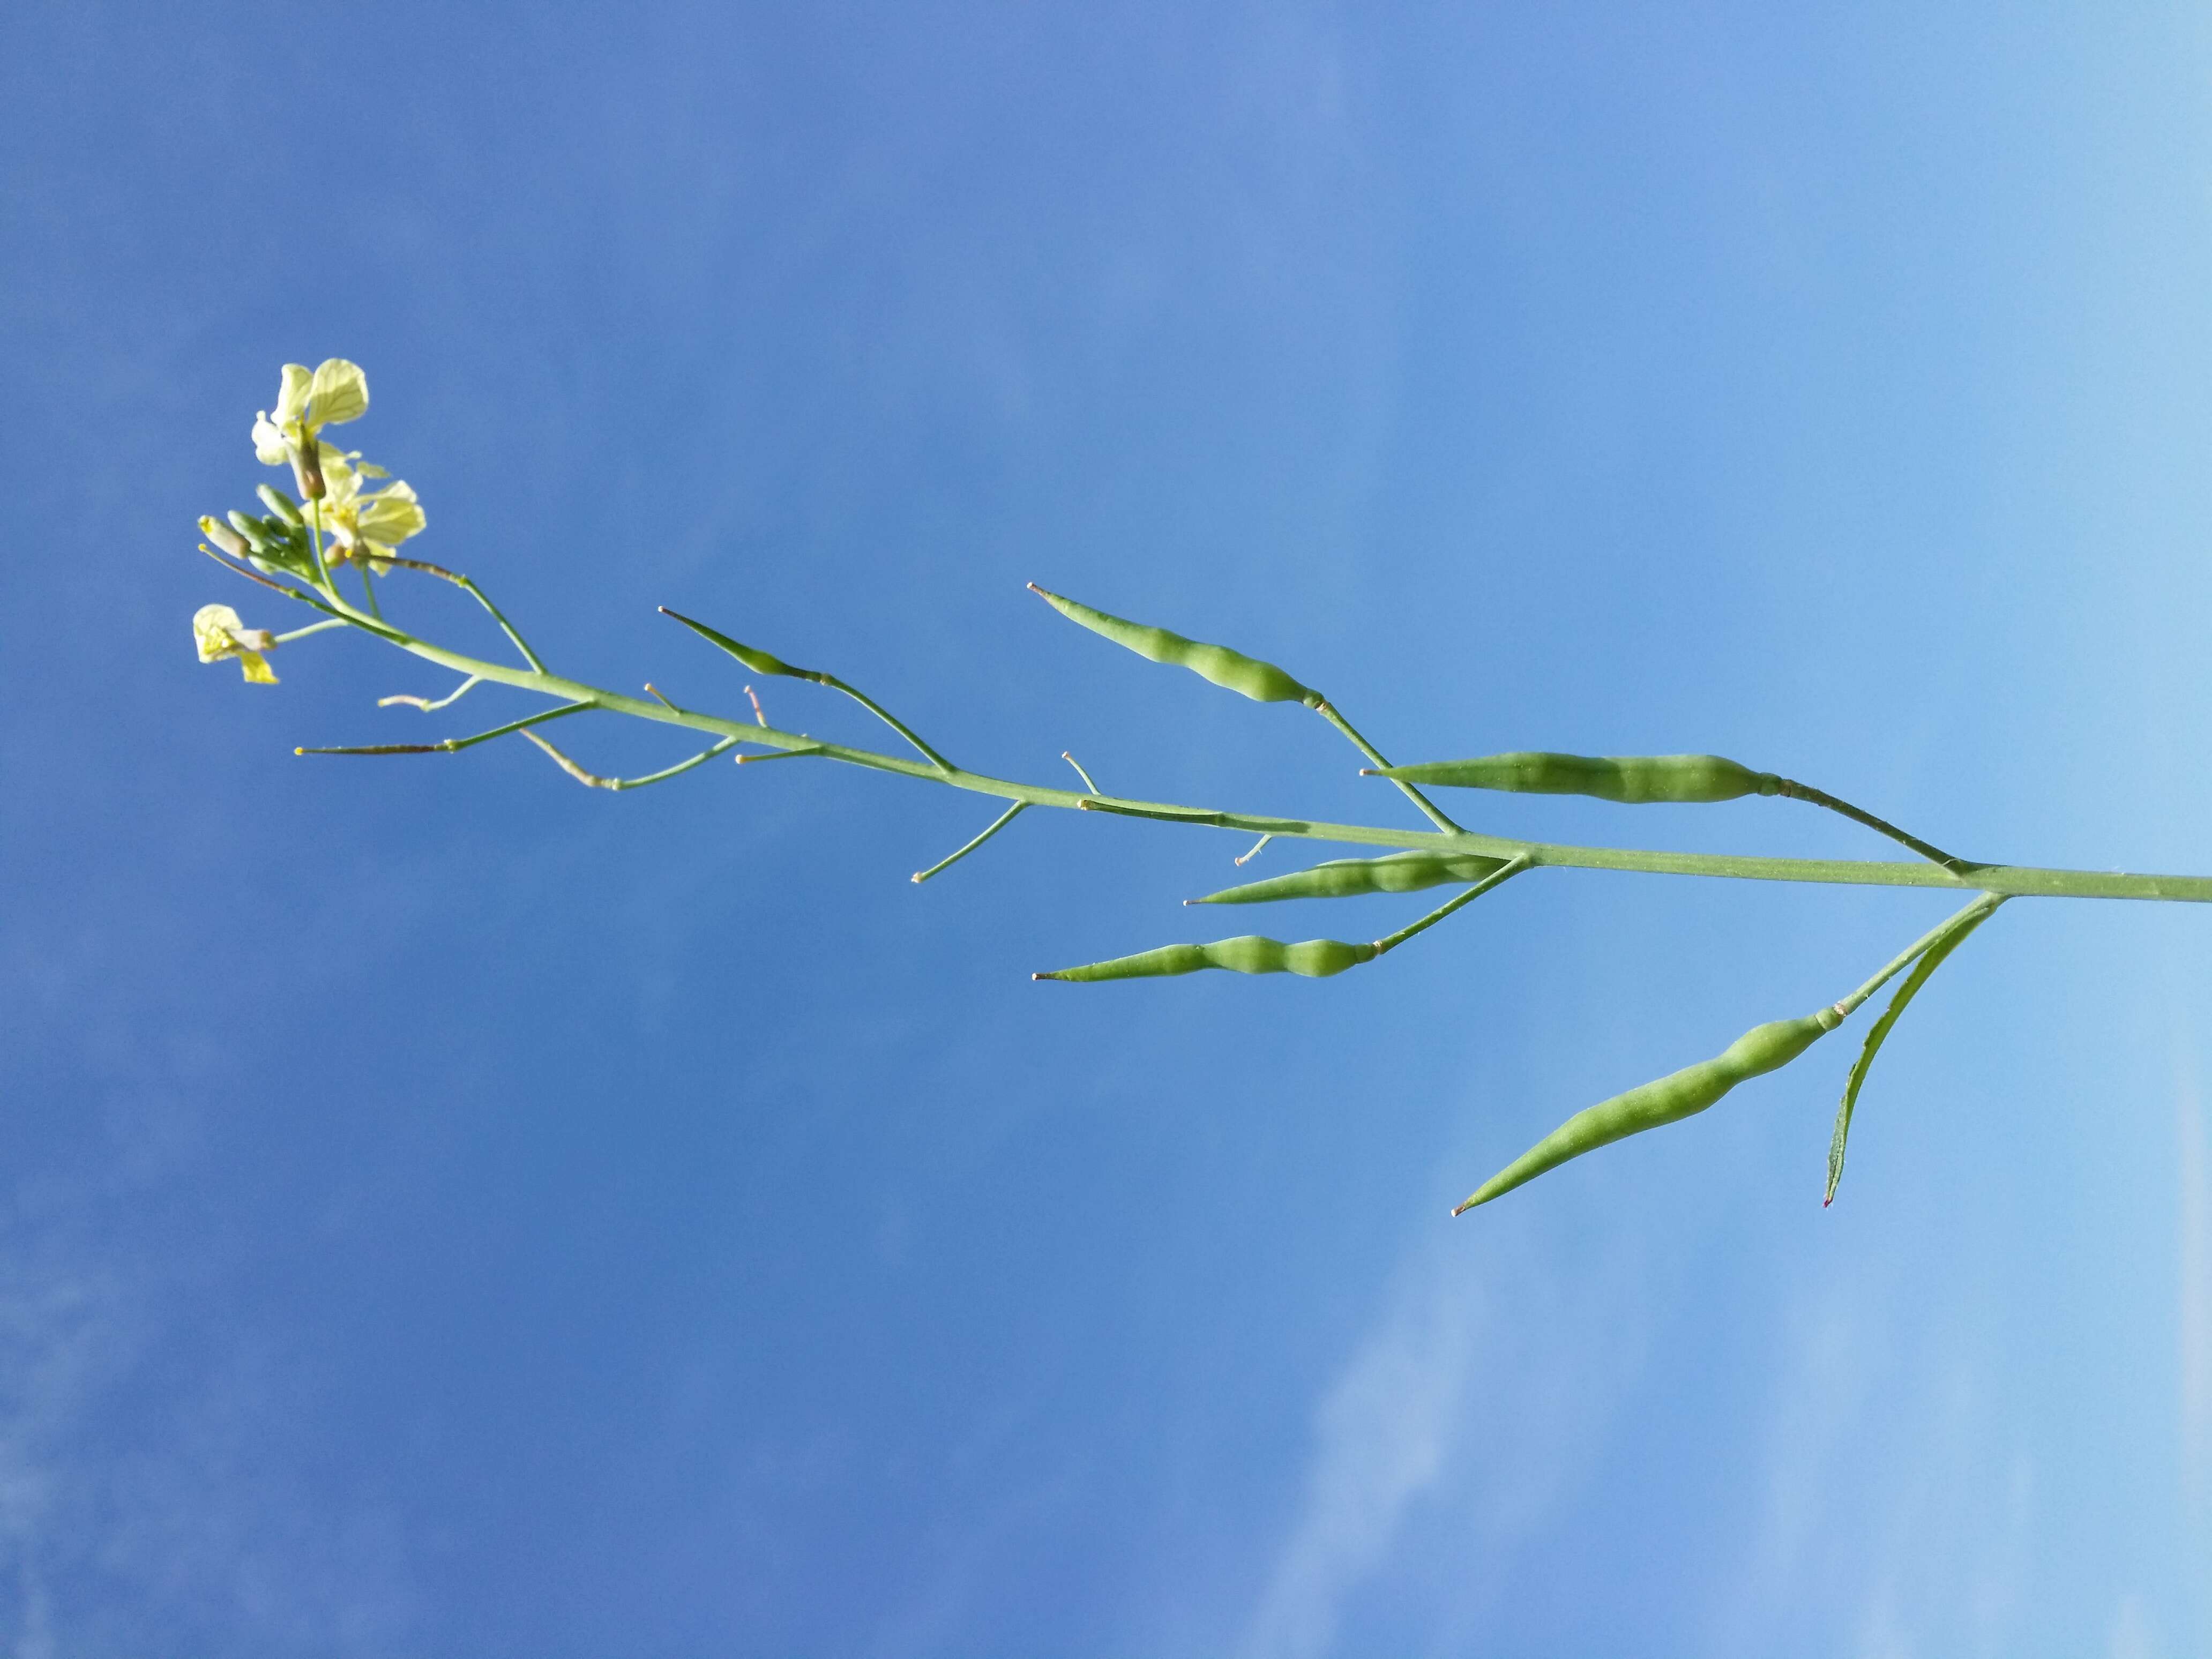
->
[225, 510, 270, 552]
[256, 484, 304, 526]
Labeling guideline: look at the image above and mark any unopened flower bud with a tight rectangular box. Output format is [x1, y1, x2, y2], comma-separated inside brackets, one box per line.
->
[256, 484, 304, 527]
[225, 510, 270, 552]
[200, 515, 249, 559]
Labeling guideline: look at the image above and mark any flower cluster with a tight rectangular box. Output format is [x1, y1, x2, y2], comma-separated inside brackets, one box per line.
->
[194, 360, 430, 685]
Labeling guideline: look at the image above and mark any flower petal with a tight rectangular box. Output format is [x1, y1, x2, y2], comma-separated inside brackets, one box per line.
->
[235, 649, 279, 684]
[273, 363, 312, 425]
[356, 480, 425, 546]
[307, 358, 368, 427]
[252, 413, 289, 466]
[192, 602, 246, 663]
[317, 446, 361, 506]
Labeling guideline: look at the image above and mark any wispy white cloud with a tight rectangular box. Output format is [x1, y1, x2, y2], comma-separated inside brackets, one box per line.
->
[0, 1093, 416, 1655]
[1235, 1242, 1481, 1659]
[2174, 1035, 2211, 1505]
[1708, 1295, 2034, 1659]
[2106, 1592, 2161, 1659]
[1235, 1219, 1654, 1659]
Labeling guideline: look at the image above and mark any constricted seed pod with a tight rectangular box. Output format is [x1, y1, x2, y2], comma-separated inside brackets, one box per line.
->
[1192, 851, 1509, 905]
[1454, 1008, 1841, 1213]
[1035, 935, 1378, 982]
[1028, 585, 1320, 706]
[1374, 752, 1780, 804]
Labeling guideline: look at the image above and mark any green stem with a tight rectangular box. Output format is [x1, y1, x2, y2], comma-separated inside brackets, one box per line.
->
[521, 729, 741, 789]
[297, 699, 594, 756]
[817, 671, 954, 773]
[292, 593, 2212, 906]
[1314, 700, 1462, 834]
[1832, 893, 2008, 1019]
[1774, 776, 1970, 873]
[380, 675, 483, 712]
[308, 499, 331, 587]
[1372, 854, 1531, 954]
[274, 618, 349, 644]
[373, 556, 546, 672]
[912, 802, 1027, 884]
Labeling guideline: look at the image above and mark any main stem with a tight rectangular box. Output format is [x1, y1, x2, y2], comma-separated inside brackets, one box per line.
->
[298, 585, 2212, 906]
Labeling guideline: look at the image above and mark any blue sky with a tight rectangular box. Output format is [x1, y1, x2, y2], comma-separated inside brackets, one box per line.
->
[5, 1, 2211, 1653]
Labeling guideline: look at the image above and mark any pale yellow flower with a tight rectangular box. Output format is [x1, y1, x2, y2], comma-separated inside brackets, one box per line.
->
[192, 603, 279, 684]
[317, 451, 427, 566]
[251, 360, 368, 498]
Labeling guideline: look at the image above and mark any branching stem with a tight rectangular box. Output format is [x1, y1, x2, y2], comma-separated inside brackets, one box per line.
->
[285, 582, 2212, 906]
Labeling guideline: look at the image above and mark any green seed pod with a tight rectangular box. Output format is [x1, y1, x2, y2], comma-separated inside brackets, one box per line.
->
[714, 635, 798, 678]
[1375, 752, 1780, 804]
[1028, 585, 1320, 706]
[1035, 935, 1378, 982]
[658, 608, 802, 678]
[1193, 851, 1509, 905]
[255, 484, 305, 527]
[1455, 1008, 1841, 1213]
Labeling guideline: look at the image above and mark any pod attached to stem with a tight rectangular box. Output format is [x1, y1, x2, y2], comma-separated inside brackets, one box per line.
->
[1369, 751, 1969, 871]
[1453, 894, 2005, 1214]
[1035, 936, 1378, 981]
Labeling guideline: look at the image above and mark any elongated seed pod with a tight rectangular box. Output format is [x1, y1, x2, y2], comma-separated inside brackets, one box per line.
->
[660, 607, 955, 769]
[1192, 851, 1509, 905]
[662, 608, 803, 678]
[1455, 1008, 1841, 1213]
[1376, 751, 1972, 871]
[1035, 935, 1378, 982]
[1375, 752, 1778, 804]
[1028, 585, 1320, 706]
